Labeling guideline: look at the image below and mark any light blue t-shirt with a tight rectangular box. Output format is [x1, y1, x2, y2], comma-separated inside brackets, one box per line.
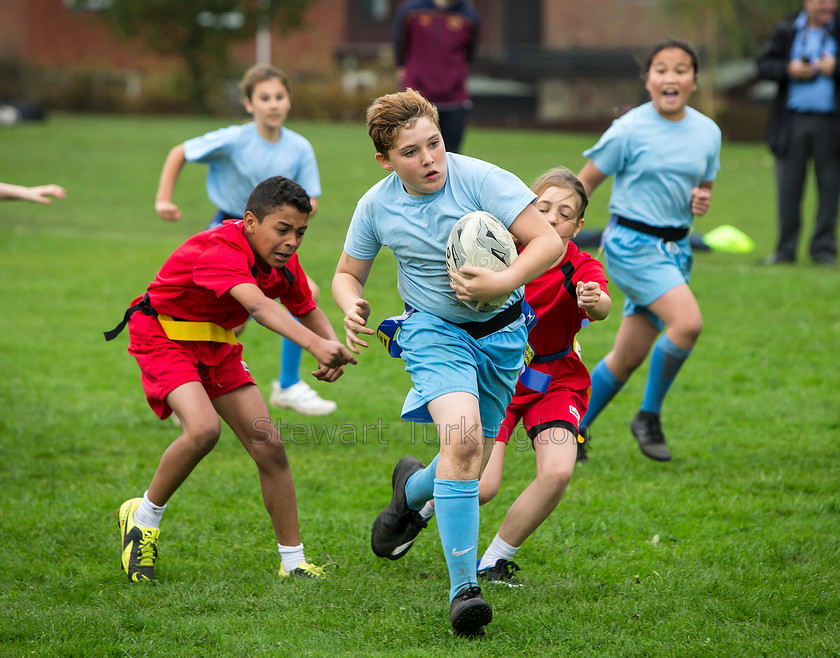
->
[583, 101, 721, 228]
[787, 11, 837, 114]
[344, 152, 535, 324]
[183, 122, 321, 216]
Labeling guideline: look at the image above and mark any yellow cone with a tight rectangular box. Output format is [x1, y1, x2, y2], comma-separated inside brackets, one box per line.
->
[702, 224, 755, 253]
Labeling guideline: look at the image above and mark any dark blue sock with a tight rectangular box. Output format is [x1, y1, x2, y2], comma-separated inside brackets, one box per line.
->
[405, 454, 438, 510]
[641, 334, 691, 414]
[434, 478, 480, 602]
[579, 358, 625, 430]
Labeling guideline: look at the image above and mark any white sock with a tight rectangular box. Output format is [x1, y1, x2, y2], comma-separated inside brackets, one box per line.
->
[418, 500, 435, 520]
[478, 533, 519, 570]
[278, 542, 307, 572]
[133, 491, 166, 529]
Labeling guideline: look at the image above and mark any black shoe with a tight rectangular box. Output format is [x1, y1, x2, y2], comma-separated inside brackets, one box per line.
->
[576, 426, 590, 463]
[812, 254, 836, 266]
[450, 585, 492, 637]
[630, 412, 672, 461]
[477, 559, 523, 588]
[370, 457, 427, 560]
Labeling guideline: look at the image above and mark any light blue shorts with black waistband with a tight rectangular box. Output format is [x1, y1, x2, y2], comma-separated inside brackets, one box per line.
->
[603, 221, 693, 332]
[397, 310, 527, 439]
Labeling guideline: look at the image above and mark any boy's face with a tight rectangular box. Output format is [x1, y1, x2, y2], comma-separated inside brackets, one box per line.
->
[375, 117, 447, 196]
[535, 185, 584, 247]
[244, 205, 309, 269]
[243, 78, 291, 132]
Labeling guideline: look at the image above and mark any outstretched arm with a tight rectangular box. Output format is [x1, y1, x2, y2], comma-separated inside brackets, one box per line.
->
[229, 282, 357, 372]
[0, 182, 66, 204]
[155, 144, 186, 221]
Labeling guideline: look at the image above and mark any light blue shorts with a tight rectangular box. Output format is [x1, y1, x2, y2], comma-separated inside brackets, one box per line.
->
[603, 221, 693, 331]
[397, 310, 527, 438]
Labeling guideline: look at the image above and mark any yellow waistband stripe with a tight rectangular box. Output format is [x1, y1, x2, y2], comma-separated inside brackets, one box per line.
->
[157, 315, 238, 345]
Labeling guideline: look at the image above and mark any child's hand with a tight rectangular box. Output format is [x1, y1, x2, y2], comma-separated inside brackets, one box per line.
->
[26, 184, 66, 204]
[690, 187, 711, 216]
[343, 299, 374, 354]
[156, 200, 181, 222]
[576, 281, 601, 311]
[448, 266, 510, 310]
[311, 364, 345, 382]
[313, 338, 358, 370]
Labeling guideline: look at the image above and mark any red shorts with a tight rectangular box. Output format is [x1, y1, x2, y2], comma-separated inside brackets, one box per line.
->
[127, 312, 255, 419]
[496, 379, 590, 446]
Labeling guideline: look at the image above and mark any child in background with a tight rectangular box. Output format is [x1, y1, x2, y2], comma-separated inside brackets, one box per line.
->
[154, 64, 335, 416]
[107, 176, 356, 582]
[577, 39, 721, 461]
[476, 167, 611, 587]
[332, 89, 564, 637]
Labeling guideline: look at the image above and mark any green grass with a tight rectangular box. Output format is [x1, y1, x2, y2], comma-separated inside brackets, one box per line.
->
[1, 114, 839, 656]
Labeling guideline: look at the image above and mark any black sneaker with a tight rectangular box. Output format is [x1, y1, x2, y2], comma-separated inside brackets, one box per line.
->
[576, 426, 590, 463]
[449, 585, 492, 637]
[477, 559, 522, 588]
[370, 456, 427, 560]
[630, 411, 672, 461]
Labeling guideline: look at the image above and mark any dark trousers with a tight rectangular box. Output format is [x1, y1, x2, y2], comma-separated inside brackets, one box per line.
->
[438, 106, 469, 154]
[774, 113, 840, 261]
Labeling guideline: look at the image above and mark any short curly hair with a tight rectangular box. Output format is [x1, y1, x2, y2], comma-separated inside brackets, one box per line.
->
[245, 176, 312, 221]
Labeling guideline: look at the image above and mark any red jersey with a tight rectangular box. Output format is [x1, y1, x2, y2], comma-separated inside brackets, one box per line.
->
[394, 0, 480, 108]
[145, 219, 316, 329]
[517, 241, 609, 395]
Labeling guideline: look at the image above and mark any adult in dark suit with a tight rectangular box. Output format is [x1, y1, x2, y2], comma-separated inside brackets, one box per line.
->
[758, 0, 840, 265]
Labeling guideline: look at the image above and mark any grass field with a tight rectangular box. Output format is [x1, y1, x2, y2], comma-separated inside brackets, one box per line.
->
[1, 114, 838, 656]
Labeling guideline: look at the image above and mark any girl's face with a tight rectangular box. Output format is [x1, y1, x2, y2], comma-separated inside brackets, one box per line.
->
[244, 78, 291, 136]
[645, 47, 697, 121]
[535, 185, 584, 248]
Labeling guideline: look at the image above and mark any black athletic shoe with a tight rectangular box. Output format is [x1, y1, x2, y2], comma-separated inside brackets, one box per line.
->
[477, 559, 522, 588]
[576, 426, 590, 463]
[370, 456, 427, 560]
[630, 412, 672, 461]
[450, 585, 492, 637]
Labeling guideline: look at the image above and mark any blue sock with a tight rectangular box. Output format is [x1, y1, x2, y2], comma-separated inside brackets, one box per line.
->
[434, 478, 480, 602]
[641, 334, 691, 414]
[405, 454, 439, 510]
[580, 358, 625, 430]
[279, 337, 303, 389]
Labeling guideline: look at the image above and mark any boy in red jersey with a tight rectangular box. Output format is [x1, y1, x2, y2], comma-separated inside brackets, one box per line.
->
[476, 168, 611, 587]
[105, 176, 356, 582]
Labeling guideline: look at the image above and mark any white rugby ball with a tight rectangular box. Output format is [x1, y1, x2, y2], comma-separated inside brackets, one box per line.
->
[445, 211, 517, 312]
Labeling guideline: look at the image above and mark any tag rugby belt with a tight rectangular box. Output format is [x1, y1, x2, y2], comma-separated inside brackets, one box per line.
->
[376, 299, 573, 394]
[103, 293, 238, 345]
[616, 216, 689, 242]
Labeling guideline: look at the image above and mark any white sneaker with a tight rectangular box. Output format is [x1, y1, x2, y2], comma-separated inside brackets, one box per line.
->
[269, 380, 337, 416]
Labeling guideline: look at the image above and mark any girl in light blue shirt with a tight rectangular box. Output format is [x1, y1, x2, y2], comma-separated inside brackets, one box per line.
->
[577, 39, 722, 463]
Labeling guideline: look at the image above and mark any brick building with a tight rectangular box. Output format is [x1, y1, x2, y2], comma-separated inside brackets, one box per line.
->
[0, 0, 704, 126]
